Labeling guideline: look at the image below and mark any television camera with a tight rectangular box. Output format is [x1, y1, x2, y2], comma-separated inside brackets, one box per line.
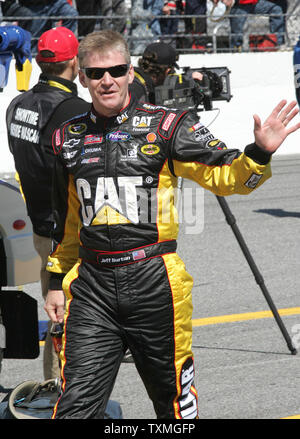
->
[154, 66, 232, 111]
[0, 25, 32, 92]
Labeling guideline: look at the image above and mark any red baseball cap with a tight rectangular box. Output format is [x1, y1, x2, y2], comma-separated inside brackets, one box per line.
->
[36, 26, 78, 63]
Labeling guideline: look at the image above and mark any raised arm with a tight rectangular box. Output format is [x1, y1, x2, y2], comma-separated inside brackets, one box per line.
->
[253, 100, 300, 153]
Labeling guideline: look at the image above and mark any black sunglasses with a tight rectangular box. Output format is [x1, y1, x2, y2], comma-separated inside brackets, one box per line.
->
[82, 64, 130, 80]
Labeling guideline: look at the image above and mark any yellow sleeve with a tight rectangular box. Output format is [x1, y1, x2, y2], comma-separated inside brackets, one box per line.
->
[173, 152, 272, 196]
[15, 171, 26, 202]
[47, 174, 81, 275]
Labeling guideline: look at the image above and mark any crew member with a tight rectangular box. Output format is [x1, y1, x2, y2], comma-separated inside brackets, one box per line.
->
[6, 26, 90, 380]
[44, 30, 300, 419]
[130, 41, 180, 103]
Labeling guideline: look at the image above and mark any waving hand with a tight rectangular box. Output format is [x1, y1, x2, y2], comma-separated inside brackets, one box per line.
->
[253, 100, 300, 153]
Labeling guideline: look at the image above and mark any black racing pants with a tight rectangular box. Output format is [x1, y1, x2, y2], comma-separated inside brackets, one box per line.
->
[52, 253, 197, 419]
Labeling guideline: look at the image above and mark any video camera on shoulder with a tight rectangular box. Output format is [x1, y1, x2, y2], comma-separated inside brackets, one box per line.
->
[154, 66, 232, 111]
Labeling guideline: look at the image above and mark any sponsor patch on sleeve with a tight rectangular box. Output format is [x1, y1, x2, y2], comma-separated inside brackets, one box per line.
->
[206, 139, 225, 149]
[188, 121, 204, 132]
[52, 128, 62, 155]
[162, 112, 176, 131]
[245, 173, 263, 189]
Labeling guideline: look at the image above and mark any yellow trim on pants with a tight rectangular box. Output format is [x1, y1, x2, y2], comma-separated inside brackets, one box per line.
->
[162, 253, 198, 418]
[51, 261, 80, 419]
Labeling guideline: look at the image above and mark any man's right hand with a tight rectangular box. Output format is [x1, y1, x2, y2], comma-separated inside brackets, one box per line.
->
[44, 289, 65, 323]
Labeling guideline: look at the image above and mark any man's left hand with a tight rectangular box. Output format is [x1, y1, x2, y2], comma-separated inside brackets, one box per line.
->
[253, 100, 300, 153]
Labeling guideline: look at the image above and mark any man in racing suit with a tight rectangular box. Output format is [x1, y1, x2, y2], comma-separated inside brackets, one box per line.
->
[44, 30, 300, 419]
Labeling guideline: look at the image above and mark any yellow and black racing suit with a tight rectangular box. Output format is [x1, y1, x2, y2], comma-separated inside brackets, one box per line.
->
[47, 95, 272, 419]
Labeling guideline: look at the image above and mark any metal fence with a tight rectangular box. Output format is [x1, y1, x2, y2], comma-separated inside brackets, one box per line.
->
[1, 10, 299, 56]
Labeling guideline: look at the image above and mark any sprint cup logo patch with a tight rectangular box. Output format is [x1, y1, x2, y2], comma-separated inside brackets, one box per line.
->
[68, 123, 87, 135]
[141, 144, 160, 155]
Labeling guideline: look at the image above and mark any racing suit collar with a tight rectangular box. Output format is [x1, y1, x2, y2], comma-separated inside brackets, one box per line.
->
[35, 74, 78, 95]
[89, 92, 139, 128]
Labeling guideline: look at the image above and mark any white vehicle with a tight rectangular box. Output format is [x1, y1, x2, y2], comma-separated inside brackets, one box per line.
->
[0, 178, 40, 287]
[0, 177, 40, 367]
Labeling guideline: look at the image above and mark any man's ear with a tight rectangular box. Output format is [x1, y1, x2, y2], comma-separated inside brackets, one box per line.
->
[128, 64, 135, 85]
[78, 70, 88, 88]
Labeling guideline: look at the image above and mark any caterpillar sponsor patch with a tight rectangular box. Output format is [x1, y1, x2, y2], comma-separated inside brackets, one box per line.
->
[117, 111, 129, 124]
[133, 115, 153, 128]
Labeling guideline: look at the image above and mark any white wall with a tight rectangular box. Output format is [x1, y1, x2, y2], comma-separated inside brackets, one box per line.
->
[1, 51, 299, 174]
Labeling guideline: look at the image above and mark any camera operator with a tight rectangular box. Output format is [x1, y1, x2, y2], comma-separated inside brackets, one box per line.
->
[130, 41, 225, 112]
[130, 42, 178, 103]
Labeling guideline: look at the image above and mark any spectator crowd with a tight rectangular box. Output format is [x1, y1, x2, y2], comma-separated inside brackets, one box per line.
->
[0, 1, 298, 57]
